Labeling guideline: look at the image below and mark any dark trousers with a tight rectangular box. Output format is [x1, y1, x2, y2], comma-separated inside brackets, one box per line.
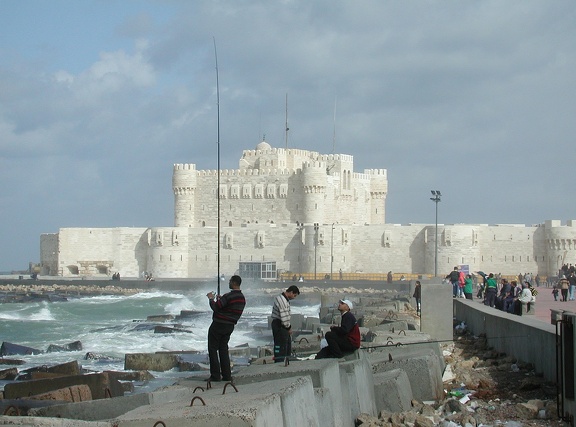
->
[271, 319, 291, 363]
[562, 289, 568, 301]
[315, 331, 356, 359]
[485, 289, 497, 307]
[208, 321, 234, 380]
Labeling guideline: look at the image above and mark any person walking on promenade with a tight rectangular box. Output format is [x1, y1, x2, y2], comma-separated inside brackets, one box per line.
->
[552, 285, 559, 301]
[559, 275, 570, 302]
[463, 274, 474, 300]
[446, 267, 460, 298]
[271, 285, 300, 363]
[315, 299, 360, 359]
[413, 281, 422, 315]
[206, 275, 246, 382]
[568, 272, 576, 301]
[484, 273, 498, 307]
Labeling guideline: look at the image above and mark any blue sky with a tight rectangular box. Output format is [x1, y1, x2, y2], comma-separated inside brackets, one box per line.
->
[1, 0, 575, 271]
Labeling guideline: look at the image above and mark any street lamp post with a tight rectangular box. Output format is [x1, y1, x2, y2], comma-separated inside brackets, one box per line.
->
[296, 222, 304, 278]
[330, 223, 335, 280]
[430, 190, 442, 277]
[314, 223, 319, 280]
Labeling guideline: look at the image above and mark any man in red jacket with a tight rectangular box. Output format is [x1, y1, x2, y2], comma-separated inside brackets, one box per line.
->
[315, 299, 360, 359]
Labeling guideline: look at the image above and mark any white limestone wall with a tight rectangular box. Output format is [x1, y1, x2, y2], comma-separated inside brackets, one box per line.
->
[172, 163, 197, 227]
[46, 220, 576, 279]
[56, 228, 147, 277]
[544, 220, 576, 276]
[40, 233, 59, 275]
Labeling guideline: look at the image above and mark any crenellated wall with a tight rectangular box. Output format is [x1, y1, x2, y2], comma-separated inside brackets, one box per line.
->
[40, 141, 576, 279]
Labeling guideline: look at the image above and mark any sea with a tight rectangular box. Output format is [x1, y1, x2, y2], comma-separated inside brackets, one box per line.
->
[0, 287, 321, 393]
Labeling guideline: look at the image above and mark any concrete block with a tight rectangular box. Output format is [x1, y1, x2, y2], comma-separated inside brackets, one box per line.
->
[4, 372, 123, 400]
[0, 417, 111, 427]
[27, 386, 188, 421]
[373, 369, 413, 412]
[124, 353, 179, 371]
[314, 388, 335, 427]
[371, 320, 409, 332]
[364, 334, 445, 372]
[421, 280, 453, 342]
[231, 358, 346, 427]
[114, 386, 284, 426]
[339, 350, 377, 419]
[521, 302, 535, 315]
[305, 316, 320, 331]
[369, 348, 443, 401]
[291, 313, 305, 330]
[27, 384, 92, 402]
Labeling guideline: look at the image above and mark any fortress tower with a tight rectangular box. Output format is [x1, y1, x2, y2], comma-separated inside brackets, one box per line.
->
[172, 163, 197, 227]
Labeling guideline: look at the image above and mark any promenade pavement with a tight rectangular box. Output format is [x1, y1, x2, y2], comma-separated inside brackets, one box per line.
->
[468, 284, 576, 324]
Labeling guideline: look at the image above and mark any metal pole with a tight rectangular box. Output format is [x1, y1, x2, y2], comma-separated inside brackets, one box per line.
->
[435, 201, 438, 277]
[314, 223, 319, 280]
[330, 223, 335, 280]
[430, 190, 441, 277]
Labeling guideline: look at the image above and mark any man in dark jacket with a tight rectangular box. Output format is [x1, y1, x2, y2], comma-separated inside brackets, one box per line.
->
[206, 275, 246, 382]
[446, 267, 460, 297]
[315, 299, 360, 359]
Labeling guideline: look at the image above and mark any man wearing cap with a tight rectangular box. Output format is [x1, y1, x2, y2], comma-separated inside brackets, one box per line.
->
[315, 299, 360, 359]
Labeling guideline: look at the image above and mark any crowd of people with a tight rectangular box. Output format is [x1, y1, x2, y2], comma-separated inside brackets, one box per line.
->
[446, 268, 537, 316]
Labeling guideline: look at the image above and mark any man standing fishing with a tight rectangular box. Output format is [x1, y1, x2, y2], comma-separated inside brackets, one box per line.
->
[271, 285, 300, 363]
[206, 275, 246, 382]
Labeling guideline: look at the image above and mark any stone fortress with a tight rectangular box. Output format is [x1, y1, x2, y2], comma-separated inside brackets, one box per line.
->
[40, 140, 576, 279]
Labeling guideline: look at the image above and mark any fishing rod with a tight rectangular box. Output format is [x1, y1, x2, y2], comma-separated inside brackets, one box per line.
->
[213, 37, 221, 297]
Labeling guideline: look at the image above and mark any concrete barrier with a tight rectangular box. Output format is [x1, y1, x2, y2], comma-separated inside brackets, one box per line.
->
[27, 386, 195, 421]
[230, 358, 345, 427]
[114, 376, 319, 426]
[369, 347, 444, 401]
[124, 353, 179, 371]
[339, 351, 377, 419]
[4, 372, 123, 400]
[0, 418, 110, 426]
[453, 299, 556, 382]
[373, 368, 413, 412]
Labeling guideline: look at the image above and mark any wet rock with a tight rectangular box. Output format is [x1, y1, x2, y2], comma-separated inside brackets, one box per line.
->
[0, 341, 43, 356]
[46, 340, 82, 352]
[0, 357, 26, 365]
[0, 367, 18, 380]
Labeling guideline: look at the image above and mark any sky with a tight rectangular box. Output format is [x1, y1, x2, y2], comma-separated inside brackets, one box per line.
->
[1, 0, 575, 271]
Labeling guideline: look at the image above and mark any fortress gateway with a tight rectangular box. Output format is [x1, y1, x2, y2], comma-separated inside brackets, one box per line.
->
[40, 140, 575, 279]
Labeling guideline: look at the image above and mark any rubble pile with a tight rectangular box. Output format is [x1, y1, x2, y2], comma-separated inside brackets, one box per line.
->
[356, 331, 563, 427]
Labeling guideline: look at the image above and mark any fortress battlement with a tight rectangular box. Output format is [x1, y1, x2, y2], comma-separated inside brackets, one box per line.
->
[196, 168, 300, 177]
[241, 147, 319, 158]
[319, 153, 354, 163]
[302, 160, 327, 169]
[364, 169, 388, 178]
[173, 163, 196, 171]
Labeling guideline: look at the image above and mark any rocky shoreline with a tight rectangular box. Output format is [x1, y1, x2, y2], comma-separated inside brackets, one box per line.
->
[0, 283, 144, 303]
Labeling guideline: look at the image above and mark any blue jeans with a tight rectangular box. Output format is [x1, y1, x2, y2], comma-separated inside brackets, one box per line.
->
[452, 281, 459, 297]
[570, 285, 575, 301]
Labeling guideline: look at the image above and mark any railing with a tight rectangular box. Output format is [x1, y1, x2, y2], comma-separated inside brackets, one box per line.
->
[278, 272, 432, 282]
